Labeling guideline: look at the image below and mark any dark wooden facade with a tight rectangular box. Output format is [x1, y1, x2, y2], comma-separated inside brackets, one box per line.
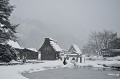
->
[16, 48, 38, 60]
[39, 38, 61, 60]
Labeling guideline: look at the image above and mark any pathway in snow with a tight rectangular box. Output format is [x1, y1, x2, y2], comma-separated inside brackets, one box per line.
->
[23, 68, 120, 79]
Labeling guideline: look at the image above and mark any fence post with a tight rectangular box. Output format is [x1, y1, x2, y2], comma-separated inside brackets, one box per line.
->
[80, 56, 82, 63]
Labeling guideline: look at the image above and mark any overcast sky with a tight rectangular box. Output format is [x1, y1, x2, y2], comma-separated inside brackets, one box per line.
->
[10, 0, 120, 49]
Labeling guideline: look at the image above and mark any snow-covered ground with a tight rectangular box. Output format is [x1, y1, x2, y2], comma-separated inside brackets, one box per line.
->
[0, 60, 63, 79]
[85, 56, 120, 67]
[0, 56, 120, 79]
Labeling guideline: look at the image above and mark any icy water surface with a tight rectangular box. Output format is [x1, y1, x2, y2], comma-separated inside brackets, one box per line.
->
[23, 67, 120, 79]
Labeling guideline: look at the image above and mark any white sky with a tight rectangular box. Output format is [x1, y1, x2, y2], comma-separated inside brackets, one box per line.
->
[10, 0, 120, 49]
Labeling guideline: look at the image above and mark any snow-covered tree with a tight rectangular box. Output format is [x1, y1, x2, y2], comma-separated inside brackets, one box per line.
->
[109, 37, 120, 49]
[0, 0, 18, 43]
[82, 30, 117, 55]
[0, 0, 18, 62]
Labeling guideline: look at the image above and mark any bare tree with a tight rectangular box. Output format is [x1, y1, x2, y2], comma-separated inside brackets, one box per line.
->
[82, 30, 117, 55]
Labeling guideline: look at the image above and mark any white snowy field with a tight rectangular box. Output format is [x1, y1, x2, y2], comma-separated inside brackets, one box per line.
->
[0, 57, 120, 79]
[80, 56, 120, 67]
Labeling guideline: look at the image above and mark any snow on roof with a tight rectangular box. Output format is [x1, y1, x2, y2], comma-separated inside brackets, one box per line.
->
[47, 37, 57, 43]
[72, 44, 82, 54]
[27, 48, 38, 52]
[50, 39, 62, 52]
[0, 23, 4, 28]
[7, 40, 22, 49]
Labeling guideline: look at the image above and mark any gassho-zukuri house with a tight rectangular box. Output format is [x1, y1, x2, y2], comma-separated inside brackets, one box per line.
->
[39, 38, 63, 60]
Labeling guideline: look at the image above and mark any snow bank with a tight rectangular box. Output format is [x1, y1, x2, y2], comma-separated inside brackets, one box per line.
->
[106, 56, 120, 61]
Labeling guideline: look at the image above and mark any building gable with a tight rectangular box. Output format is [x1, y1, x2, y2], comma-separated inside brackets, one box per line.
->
[39, 38, 62, 60]
[68, 44, 82, 54]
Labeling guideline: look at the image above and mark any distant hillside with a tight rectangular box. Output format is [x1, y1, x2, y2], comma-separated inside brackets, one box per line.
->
[10, 16, 83, 50]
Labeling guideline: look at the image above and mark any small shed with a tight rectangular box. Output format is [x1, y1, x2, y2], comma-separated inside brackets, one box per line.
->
[39, 38, 62, 60]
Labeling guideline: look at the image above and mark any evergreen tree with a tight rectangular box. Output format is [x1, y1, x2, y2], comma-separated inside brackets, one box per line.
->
[0, 44, 17, 62]
[0, 0, 18, 43]
[0, 0, 18, 62]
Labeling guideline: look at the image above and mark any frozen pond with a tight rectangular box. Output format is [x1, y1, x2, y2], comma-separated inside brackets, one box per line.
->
[23, 67, 120, 79]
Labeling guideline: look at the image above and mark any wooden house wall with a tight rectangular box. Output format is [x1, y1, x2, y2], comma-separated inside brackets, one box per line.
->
[40, 44, 57, 60]
[16, 49, 38, 60]
[24, 52, 38, 59]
